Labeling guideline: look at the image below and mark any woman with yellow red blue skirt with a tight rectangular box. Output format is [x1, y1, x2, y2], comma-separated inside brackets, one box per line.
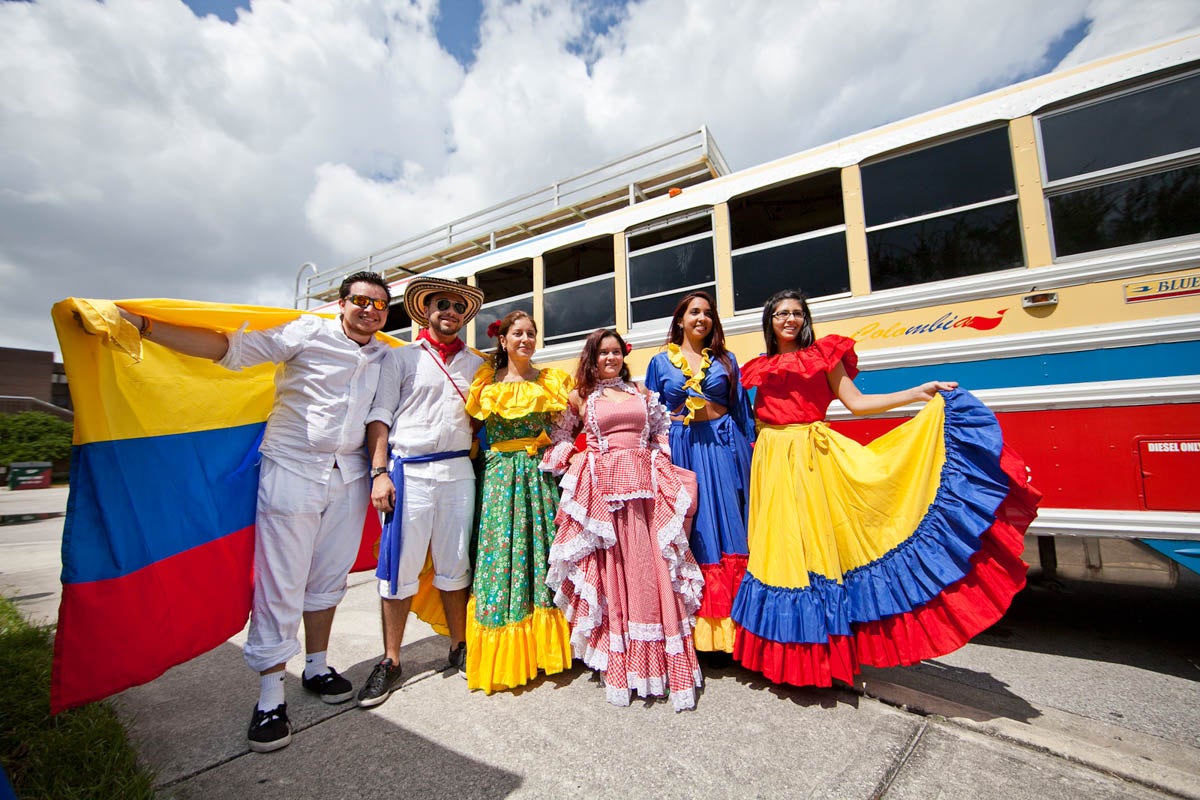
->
[731, 290, 1040, 686]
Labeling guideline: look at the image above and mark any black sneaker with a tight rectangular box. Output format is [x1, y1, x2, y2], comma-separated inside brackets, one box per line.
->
[301, 666, 354, 704]
[357, 658, 402, 708]
[247, 703, 291, 753]
[447, 642, 467, 679]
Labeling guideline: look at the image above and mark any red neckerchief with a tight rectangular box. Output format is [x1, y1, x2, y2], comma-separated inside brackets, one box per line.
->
[417, 328, 465, 363]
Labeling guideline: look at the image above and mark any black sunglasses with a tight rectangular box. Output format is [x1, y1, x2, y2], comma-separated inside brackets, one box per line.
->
[434, 298, 468, 314]
[345, 294, 388, 311]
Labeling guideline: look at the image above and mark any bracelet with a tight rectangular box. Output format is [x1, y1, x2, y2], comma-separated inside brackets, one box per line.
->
[139, 315, 153, 337]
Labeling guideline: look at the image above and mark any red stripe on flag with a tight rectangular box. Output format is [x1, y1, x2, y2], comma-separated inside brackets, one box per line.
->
[351, 504, 382, 573]
[51, 526, 255, 714]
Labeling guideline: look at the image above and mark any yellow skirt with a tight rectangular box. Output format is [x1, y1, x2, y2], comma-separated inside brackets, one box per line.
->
[464, 595, 573, 694]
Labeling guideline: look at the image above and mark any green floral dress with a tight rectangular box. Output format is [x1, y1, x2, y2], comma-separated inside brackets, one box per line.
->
[464, 364, 574, 693]
[474, 410, 560, 626]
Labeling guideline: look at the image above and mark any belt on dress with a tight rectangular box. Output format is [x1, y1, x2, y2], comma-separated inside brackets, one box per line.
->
[758, 420, 831, 471]
[376, 448, 472, 596]
[488, 431, 552, 456]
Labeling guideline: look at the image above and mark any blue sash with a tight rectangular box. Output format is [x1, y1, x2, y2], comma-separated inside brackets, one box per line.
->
[375, 449, 472, 595]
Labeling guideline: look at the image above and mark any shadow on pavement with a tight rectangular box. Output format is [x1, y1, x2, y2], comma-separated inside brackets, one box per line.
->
[115, 636, 523, 798]
[972, 576, 1200, 682]
[862, 660, 1041, 723]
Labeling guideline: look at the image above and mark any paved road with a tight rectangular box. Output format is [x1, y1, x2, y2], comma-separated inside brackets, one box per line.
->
[4, 485, 1198, 799]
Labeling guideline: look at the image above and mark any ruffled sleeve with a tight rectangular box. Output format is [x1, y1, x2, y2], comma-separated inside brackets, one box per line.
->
[539, 400, 581, 475]
[644, 390, 672, 455]
[465, 362, 496, 420]
[468, 365, 573, 420]
[741, 334, 859, 388]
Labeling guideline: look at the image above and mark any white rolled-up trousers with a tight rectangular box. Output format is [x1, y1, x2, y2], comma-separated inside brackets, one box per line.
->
[243, 457, 367, 673]
[376, 472, 474, 601]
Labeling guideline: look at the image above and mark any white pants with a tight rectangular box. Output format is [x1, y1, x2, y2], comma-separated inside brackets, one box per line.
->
[243, 458, 368, 672]
[377, 473, 474, 600]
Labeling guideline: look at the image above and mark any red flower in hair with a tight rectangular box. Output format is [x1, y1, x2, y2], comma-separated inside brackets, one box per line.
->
[486, 320, 501, 338]
[624, 342, 632, 355]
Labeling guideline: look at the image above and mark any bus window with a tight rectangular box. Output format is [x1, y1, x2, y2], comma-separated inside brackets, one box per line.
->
[385, 302, 413, 342]
[626, 211, 716, 326]
[729, 171, 848, 312]
[862, 126, 1023, 291]
[472, 259, 534, 343]
[1039, 70, 1200, 258]
[543, 237, 616, 346]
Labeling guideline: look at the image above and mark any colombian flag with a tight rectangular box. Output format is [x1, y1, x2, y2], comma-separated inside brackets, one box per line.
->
[49, 299, 411, 713]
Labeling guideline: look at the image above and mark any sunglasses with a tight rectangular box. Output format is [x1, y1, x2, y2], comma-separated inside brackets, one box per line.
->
[433, 298, 468, 314]
[345, 294, 388, 311]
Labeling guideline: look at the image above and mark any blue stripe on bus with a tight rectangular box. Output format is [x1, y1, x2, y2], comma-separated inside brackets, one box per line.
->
[853, 340, 1200, 393]
[61, 423, 264, 583]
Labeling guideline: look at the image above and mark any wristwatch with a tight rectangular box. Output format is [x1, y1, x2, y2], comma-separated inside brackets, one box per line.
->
[370, 467, 389, 478]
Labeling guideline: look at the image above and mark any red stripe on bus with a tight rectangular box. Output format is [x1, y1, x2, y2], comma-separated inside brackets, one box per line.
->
[832, 403, 1200, 512]
[1125, 288, 1200, 302]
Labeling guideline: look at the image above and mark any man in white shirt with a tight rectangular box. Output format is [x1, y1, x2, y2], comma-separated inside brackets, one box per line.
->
[356, 276, 485, 708]
[117, 272, 391, 753]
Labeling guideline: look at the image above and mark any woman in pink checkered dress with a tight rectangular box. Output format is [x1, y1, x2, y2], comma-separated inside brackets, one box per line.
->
[540, 328, 704, 711]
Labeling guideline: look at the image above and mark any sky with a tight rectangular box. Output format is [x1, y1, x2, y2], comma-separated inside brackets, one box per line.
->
[3, 0, 1199, 359]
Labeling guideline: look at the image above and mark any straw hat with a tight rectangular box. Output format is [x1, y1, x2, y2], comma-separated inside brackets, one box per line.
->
[403, 277, 485, 327]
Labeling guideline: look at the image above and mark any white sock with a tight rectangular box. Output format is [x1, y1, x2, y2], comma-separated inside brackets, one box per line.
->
[258, 672, 285, 712]
[304, 651, 328, 680]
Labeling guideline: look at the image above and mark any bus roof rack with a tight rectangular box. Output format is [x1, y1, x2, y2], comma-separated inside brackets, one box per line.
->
[296, 126, 731, 307]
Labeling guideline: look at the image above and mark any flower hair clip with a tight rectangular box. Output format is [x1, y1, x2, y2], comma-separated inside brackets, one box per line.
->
[486, 320, 501, 338]
[624, 342, 632, 355]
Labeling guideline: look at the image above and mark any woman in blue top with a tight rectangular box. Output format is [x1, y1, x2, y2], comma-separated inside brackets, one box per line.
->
[644, 291, 755, 654]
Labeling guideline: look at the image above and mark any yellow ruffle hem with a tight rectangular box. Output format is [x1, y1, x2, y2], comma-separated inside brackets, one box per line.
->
[464, 596, 573, 694]
[466, 364, 572, 420]
[693, 615, 737, 653]
[748, 395, 947, 588]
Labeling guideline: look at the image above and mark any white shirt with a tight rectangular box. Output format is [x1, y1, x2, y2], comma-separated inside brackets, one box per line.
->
[366, 339, 484, 482]
[218, 315, 389, 484]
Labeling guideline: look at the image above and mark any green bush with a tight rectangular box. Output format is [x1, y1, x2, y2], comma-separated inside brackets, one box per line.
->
[0, 598, 156, 799]
[0, 412, 73, 465]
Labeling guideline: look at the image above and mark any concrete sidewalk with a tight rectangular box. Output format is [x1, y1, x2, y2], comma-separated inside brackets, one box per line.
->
[5, 485, 1198, 799]
[114, 577, 1183, 800]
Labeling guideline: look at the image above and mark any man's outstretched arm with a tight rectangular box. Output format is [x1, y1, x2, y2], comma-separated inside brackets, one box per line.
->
[118, 308, 230, 362]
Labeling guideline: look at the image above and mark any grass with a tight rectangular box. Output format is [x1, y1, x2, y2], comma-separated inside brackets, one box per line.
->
[0, 597, 156, 800]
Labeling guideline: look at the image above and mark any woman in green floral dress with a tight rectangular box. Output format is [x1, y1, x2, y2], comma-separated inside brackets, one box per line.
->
[464, 310, 574, 693]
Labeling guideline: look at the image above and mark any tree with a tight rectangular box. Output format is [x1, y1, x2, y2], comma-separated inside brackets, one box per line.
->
[0, 412, 73, 465]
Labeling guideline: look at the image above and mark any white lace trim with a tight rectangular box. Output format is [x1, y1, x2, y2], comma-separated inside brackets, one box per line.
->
[554, 562, 608, 670]
[644, 389, 672, 455]
[671, 687, 696, 712]
[603, 489, 655, 512]
[579, 640, 609, 671]
[539, 440, 575, 474]
[608, 631, 626, 653]
[547, 477, 618, 590]
[653, 482, 705, 619]
[626, 673, 668, 698]
[627, 621, 664, 642]
[605, 685, 631, 707]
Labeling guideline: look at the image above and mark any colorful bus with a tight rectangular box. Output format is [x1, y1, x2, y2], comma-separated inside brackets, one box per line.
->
[302, 32, 1200, 586]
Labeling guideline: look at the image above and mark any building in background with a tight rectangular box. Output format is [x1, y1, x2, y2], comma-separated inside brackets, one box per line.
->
[0, 347, 73, 421]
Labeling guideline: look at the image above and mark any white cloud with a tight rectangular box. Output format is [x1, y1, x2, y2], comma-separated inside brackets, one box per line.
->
[2, 0, 1197, 358]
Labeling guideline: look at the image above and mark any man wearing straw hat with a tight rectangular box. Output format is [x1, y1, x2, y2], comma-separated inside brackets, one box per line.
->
[357, 276, 486, 708]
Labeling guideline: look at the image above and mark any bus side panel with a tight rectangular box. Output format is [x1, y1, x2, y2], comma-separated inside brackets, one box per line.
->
[831, 402, 1200, 512]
